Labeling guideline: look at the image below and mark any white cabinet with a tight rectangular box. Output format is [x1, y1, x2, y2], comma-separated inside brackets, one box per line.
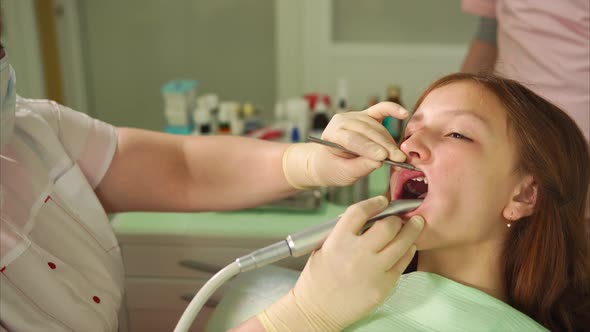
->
[125, 276, 215, 332]
[115, 232, 309, 332]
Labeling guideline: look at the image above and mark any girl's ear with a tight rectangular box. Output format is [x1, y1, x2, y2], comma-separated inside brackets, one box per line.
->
[503, 175, 538, 221]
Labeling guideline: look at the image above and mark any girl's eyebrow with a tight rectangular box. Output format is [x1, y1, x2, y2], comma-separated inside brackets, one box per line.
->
[410, 109, 492, 132]
[447, 109, 492, 132]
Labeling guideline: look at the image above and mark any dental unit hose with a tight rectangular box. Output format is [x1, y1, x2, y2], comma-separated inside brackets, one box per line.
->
[173, 199, 423, 332]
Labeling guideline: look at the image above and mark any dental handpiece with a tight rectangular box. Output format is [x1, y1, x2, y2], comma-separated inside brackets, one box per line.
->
[174, 198, 424, 332]
[235, 199, 423, 272]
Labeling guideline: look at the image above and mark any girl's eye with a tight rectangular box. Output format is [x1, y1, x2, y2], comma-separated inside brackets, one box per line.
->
[446, 132, 472, 141]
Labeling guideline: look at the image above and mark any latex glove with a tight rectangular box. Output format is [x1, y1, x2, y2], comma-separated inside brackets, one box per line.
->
[283, 102, 410, 189]
[257, 196, 424, 332]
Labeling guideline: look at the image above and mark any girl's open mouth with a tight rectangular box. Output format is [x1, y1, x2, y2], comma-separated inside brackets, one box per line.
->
[391, 170, 429, 200]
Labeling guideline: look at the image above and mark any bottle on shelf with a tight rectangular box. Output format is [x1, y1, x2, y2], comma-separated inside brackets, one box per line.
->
[192, 107, 212, 135]
[285, 98, 309, 142]
[336, 78, 349, 114]
[242, 102, 262, 134]
[217, 103, 232, 135]
[311, 96, 330, 138]
[383, 85, 404, 141]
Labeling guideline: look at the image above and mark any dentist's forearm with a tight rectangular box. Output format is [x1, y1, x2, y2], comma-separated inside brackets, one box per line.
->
[461, 39, 497, 73]
[180, 135, 299, 211]
[461, 17, 498, 73]
[96, 128, 298, 213]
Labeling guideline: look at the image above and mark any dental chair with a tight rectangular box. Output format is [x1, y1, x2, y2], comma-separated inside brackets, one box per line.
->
[204, 265, 300, 331]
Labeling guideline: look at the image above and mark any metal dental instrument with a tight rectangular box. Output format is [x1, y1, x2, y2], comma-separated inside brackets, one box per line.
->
[235, 198, 424, 270]
[175, 199, 423, 332]
[307, 136, 421, 171]
[282, 198, 423, 258]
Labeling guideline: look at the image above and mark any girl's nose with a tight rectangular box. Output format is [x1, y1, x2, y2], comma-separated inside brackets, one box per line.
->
[400, 132, 431, 163]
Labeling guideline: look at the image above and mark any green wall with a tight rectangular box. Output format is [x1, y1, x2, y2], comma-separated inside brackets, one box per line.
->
[333, 0, 476, 44]
[80, 0, 276, 130]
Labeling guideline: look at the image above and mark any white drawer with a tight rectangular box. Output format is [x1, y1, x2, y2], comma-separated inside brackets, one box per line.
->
[122, 243, 309, 278]
[125, 276, 225, 310]
[128, 307, 214, 332]
[122, 244, 252, 278]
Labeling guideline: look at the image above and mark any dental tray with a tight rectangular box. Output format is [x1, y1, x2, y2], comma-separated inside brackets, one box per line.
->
[254, 189, 323, 212]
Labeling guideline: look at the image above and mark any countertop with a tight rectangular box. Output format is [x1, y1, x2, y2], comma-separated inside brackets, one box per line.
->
[112, 166, 390, 245]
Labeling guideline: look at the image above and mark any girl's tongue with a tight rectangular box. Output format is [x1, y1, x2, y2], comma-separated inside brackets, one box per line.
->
[404, 178, 428, 199]
[391, 169, 428, 200]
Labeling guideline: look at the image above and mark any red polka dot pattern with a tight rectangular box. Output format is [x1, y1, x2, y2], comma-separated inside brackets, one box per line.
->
[48, 262, 56, 269]
[93, 296, 101, 304]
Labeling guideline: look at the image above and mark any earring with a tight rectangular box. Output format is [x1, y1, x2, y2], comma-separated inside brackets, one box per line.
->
[507, 212, 513, 228]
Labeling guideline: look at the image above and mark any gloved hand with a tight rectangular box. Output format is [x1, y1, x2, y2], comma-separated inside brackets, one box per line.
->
[257, 196, 424, 332]
[282, 102, 410, 189]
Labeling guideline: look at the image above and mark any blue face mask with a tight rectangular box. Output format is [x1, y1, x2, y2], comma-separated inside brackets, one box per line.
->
[0, 53, 16, 150]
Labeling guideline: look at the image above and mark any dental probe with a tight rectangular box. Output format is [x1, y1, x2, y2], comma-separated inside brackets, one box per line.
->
[308, 136, 421, 172]
[174, 199, 423, 332]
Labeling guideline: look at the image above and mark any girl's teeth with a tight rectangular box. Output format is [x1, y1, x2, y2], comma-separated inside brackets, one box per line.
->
[412, 176, 428, 183]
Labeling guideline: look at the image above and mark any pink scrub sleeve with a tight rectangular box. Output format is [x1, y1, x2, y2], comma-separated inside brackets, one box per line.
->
[462, 0, 497, 18]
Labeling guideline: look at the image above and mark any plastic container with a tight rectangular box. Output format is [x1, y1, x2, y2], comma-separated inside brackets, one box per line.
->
[327, 176, 370, 206]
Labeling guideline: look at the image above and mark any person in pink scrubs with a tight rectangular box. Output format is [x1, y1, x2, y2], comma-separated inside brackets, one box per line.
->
[461, 0, 589, 142]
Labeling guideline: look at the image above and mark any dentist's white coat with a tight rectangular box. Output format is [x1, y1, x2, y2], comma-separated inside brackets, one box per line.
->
[0, 97, 124, 331]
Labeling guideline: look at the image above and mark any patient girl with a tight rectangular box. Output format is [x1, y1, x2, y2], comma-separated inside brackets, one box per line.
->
[233, 73, 590, 332]
[367, 73, 589, 331]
